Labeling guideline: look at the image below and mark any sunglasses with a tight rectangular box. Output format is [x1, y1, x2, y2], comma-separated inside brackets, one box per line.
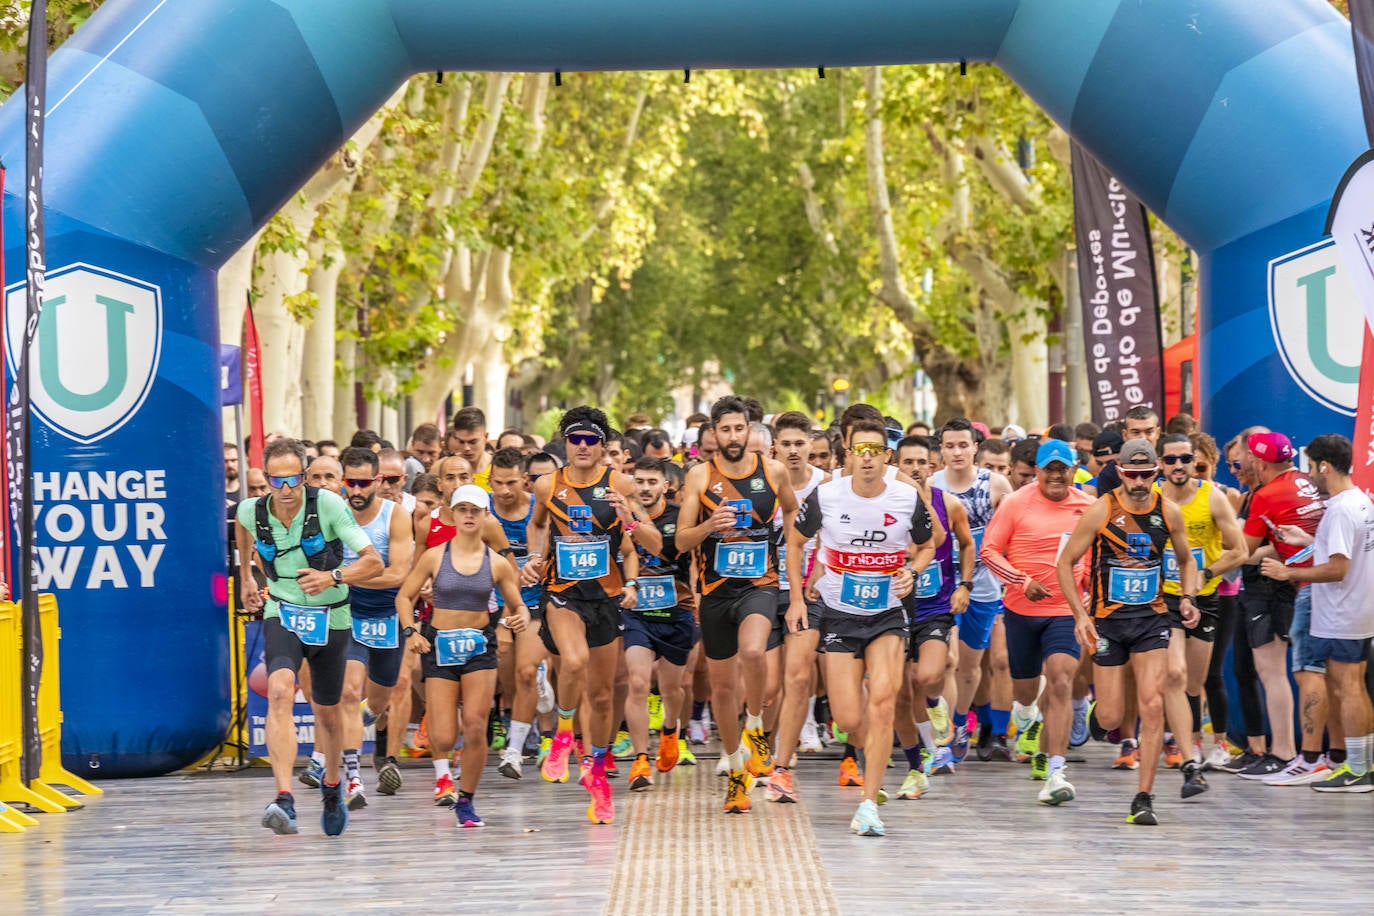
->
[1161, 454, 1195, 466]
[344, 477, 378, 489]
[850, 442, 888, 457]
[1120, 467, 1158, 480]
[1227, 460, 1243, 471]
[567, 433, 602, 447]
[377, 475, 404, 486]
[268, 474, 304, 489]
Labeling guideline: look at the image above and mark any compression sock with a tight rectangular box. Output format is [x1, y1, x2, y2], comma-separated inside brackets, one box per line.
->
[692, 701, 706, 721]
[903, 745, 923, 769]
[591, 746, 609, 776]
[557, 707, 576, 732]
[975, 703, 993, 729]
[990, 708, 1012, 737]
[1187, 693, 1203, 735]
[343, 749, 360, 781]
[508, 720, 533, 754]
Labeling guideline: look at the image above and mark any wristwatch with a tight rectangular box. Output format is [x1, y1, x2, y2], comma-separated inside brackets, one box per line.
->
[1182, 594, 1197, 602]
[957, 580, 974, 591]
[1200, 567, 1213, 581]
[623, 578, 638, 589]
[331, 568, 344, 584]
[402, 626, 417, 639]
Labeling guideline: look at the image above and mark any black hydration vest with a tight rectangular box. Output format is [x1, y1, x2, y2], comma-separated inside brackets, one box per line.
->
[254, 487, 344, 581]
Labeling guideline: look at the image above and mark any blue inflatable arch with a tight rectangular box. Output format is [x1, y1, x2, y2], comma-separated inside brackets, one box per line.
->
[0, 0, 1362, 776]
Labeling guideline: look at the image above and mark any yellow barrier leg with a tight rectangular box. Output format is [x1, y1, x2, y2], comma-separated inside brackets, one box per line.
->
[0, 777, 69, 814]
[39, 760, 102, 797]
[29, 779, 81, 810]
[0, 800, 36, 830]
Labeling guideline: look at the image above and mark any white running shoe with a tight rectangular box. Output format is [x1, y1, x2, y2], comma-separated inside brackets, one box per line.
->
[799, 718, 823, 753]
[1262, 756, 1332, 786]
[1202, 742, 1233, 771]
[535, 663, 556, 716]
[700, 707, 714, 735]
[688, 719, 708, 745]
[498, 746, 523, 779]
[1038, 767, 1075, 806]
[345, 777, 368, 810]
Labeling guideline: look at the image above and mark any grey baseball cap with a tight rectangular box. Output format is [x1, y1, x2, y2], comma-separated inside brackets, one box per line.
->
[1118, 439, 1158, 467]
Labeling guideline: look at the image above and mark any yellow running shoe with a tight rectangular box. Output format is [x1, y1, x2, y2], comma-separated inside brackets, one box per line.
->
[647, 693, 664, 732]
[743, 727, 775, 777]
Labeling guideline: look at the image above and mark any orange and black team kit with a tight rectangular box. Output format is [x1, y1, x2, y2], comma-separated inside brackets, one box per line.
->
[541, 465, 628, 651]
[1090, 490, 1172, 667]
[695, 454, 782, 660]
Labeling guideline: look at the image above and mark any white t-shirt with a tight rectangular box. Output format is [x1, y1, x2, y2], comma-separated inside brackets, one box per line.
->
[1310, 487, 1374, 640]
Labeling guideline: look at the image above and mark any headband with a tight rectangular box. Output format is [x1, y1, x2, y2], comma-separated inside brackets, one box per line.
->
[564, 420, 606, 440]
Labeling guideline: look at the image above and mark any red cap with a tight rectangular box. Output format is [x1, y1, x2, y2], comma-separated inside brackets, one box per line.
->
[1247, 431, 1294, 463]
[971, 421, 991, 438]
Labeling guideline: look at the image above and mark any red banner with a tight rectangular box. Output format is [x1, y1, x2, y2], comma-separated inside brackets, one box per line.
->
[1352, 326, 1374, 499]
[242, 297, 265, 470]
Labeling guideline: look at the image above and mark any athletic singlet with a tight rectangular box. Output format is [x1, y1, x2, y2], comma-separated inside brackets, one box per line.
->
[635, 503, 693, 612]
[912, 487, 955, 620]
[775, 466, 824, 592]
[795, 475, 933, 616]
[697, 453, 781, 596]
[1156, 479, 1223, 597]
[344, 500, 397, 617]
[930, 467, 998, 603]
[491, 492, 541, 608]
[427, 510, 457, 548]
[544, 466, 625, 600]
[432, 545, 495, 612]
[1090, 490, 1169, 619]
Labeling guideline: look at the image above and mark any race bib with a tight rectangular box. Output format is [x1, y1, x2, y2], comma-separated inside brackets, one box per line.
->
[352, 615, 398, 649]
[715, 540, 768, 578]
[952, 526, 986, 564]
[435, 627, 488, 666]
[840, 572, 892, 611]
[555, 539, 611, 580]
[1108, 567, 1161, 605]
[280, 602, 328, 647]
[914, 563, 943, 600]
[636, 575, 678, 612]
[1162, 547, 1205, 584]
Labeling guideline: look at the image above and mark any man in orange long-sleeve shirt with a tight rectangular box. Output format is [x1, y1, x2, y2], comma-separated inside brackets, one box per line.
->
[981, 439, 1094, 804]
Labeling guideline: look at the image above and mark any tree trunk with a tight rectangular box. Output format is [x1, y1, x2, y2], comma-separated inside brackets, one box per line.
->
[302, 236, 343, 440]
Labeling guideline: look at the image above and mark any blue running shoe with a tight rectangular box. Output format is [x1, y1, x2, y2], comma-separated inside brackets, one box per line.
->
[951, 725, 970, 763]
[261, 792, 298, 835]
[360, 699, 379, 728]
[456, 796, 485, 828]
[931, 747, 955, 775]
[299, 758, 324, 789]
[849, 799, 885, 837]
[321, 782, 349, 837]
[1070, 702, 1089, 748]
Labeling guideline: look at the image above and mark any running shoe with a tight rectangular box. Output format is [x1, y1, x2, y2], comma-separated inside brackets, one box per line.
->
[1113, 739, 1140, 770]
[743, 727, 775, 777]
[605, 757, 620, 779]
[724, 772, 752, 814]
[928, 698, 953, 746]
[1215, 749, 1260, 774]
[832, 724, 848, 744]
[581, 757, 593, 781]
[581, 770, 614, 824]
[1126, 791, 1157, 826]
[300, 758, 325, 789]
[715, 755, 731, 776]
[612, 731, 634, 759]
[897, 768, 929, 799]
[951, 725, 970, 763]
[1181, 760, 1209, 798]
[345, 776, 367, 810]
[1203, 742, 1235, 771]
[433, 773, 457, 807]
[490, 717, 507, 752]
[537, 735, 552, 768]
[321, 781, 349, 837]
[656, 734, 680, 772]
[677, 739, 697, 766]
[261, 792, 298, 835]
[1070, 703, 1090, 748]
[976, 723, 994, 761]
[1236, 753, 1287, 780]
[1088, 701, 1109, 742]
[1014, 720, 1041, 763]
[1029, 752, 1048, 781]
[987, 734, 1012, 762]
[360, 698, 379, 728]
[1163, 735, 1183, 769]
[688, 719, 708, 745]
[1262, 756, 1331, 786]
[629, 755, 653, 791]
[838, 756, 864, 787]
[700, 706, 714, 735]
[1311, 764, 1374, 793]
[376, 757, 402, 796]
[930, 746, 956, 775]
[499, 746, 524, 779]
[850, 799, 885, 837]
[535, 663, 556, 716]
[541, 731, 575, 783]
[1038, 767, 1075, 806]
[767, 768, 798, 803]
[647, 694, 664, 732]
[411, 715, 431, 758]
[455, 796, 484, 827]
[799, 718, 824, 753]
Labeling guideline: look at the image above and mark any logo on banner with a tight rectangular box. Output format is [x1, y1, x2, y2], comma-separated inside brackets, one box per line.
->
[5, 263, 162, 443]
[1268, 240, 1362, 417]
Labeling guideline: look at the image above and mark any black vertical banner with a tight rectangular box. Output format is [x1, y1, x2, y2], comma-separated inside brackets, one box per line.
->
[1350, 1, 1374, 144]
[16, 0, 47, 785]
[1071, 142, 1164, 425]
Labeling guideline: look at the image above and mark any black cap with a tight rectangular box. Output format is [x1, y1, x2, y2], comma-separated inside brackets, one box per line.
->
[1092, 429, 1124, 458]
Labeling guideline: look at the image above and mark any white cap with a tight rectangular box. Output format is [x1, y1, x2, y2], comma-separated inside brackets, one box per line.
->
[1002, 424, 1027, 440]
[681, 427, 700, 447]
[450, 484, 489, 509]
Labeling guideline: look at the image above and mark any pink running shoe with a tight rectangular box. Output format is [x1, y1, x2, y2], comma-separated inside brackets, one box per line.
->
[542, 731, 574, 783]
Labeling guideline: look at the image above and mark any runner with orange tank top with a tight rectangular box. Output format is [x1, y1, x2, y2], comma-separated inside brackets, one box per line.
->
[676, 395, 799, 814]
[521, 406, 661, 825]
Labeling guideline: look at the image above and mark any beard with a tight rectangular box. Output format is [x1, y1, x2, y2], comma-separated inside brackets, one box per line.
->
[721, 442, 746, 462]
[349, 493, 375, 511]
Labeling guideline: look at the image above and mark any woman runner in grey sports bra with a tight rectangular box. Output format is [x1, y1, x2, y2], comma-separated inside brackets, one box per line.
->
[396, 484, 531, 827]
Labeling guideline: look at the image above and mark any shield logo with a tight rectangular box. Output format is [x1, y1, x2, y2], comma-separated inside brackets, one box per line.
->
[1267, 240, 1361, 417]
[6, 263, 162, 444]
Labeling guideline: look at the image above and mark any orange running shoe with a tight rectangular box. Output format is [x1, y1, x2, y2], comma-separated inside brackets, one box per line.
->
[433, 773, 457, 807]
[724, 771, 752, 813]
[401, 715, 432, 759]
[656, 733, 680, 772]
[581, 770, 614, 824]
[766, 768, 798, 803]
[629, 754, 653, 791]
[1163, 735, 1183, 769]
[838, 755, 864, 787]
[743, 727, 775, 778]
[1114, 738, 1140, 770]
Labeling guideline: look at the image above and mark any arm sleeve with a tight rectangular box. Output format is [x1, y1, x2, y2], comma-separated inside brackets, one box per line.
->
[795, 489, 823, 539]
[909, 493, 932, 545]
